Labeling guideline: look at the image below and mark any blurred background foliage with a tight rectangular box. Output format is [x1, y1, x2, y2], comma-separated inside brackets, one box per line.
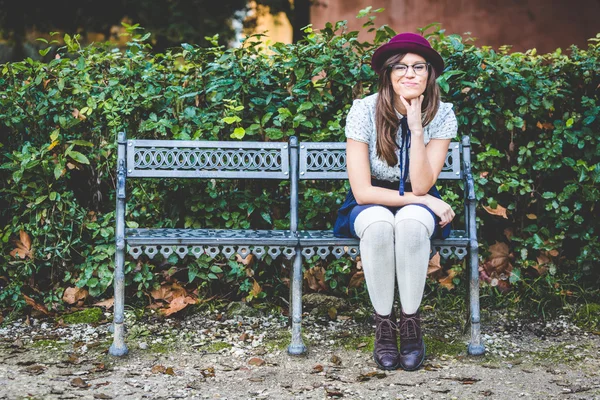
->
[0, 0, 310, 63]
[0, 9, 599, 317]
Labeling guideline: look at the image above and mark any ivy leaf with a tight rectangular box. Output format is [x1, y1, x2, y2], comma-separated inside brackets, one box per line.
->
[230, 127, 245, 139]
[67, 151, 90, 165]
[261, 212, 272, 224]
[54, 164, 64, 180]
[210, 265, 223, 274]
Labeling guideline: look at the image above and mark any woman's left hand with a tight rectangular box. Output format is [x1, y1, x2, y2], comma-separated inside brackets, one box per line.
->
[400, 95, 424, 134]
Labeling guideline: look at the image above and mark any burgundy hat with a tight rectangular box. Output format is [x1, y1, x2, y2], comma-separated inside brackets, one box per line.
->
[371, 32, 444, 77]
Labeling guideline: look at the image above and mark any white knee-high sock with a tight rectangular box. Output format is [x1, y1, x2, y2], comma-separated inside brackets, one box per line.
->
[354, 206, 396, 316]
[394, 205, 435, 315]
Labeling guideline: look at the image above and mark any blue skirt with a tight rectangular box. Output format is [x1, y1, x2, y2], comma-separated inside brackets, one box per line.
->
[333, 179, 452, 240]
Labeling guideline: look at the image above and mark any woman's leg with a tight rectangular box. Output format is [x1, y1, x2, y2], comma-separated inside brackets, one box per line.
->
[394, 204, 435, 371]
[394, 205, 435, 314]
[353, 205, 399, 370]
[353, 206, 396, 315]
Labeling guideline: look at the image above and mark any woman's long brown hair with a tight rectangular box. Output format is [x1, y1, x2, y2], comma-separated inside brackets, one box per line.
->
[375, 53, 441, 166]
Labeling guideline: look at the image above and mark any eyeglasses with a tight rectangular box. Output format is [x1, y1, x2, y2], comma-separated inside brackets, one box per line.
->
[389, 62, 430, 76]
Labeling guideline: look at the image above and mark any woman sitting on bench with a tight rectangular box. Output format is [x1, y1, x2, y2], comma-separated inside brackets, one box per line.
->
[333, 32, 458, 371]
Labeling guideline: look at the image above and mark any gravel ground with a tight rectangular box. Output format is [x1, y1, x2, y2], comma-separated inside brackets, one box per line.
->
[0, 303, 599, 400]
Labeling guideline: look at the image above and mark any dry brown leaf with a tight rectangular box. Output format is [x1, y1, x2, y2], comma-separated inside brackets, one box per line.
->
[483, 204, 508, 219]
[330, 355, 342, 365]
[438, 269, 458, 290]
[532, 252, 551, 276]
[10, 230, 33, 259]
[94, 298, 114, 309]
[248, 357, 266, 366]
[71, 108, 86, 121]
[357, 371, 387, 381]
[526, 214, 537, 220]
[23, 295, 50, 315]
[236, 253, 255, 266]
[200, 367, 215, 378]
[23, 364, 47, 375]
[536, 121, 554, 130]
[250, 279, 262, 297]
[304, 266, 327, 292]
[503, 228, 514, 241]
[479, 171, 489, 178]
[165, 367, 175, 376]
[461, 87, 471, 94]
[312, 364, 324, 373]
[62, 287, 89, 306]
[70, 377, 90, 388]
[150, 282, 187, 303]
[487, 242, 513, 273]
[480, 242, 514, 293]
[161, 295, 196, 317]
[427, 253, 442, 276]
[151, 365, 166, 374]
[348, 271, 364, 289]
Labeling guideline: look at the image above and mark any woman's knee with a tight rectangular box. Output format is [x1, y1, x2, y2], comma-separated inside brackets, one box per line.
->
[394, 205, 435, 239]
[354, 206, 395, 240]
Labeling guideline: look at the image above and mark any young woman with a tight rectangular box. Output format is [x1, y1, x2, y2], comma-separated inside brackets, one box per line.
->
[333, 32, 457, 371]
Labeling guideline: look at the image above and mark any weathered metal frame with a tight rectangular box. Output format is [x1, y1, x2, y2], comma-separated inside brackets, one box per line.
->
[110, 133, 484, 357]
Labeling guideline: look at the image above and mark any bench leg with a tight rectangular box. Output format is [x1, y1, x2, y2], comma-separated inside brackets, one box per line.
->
[109, 247, 128, 356]
[288, 251, 307, 355]
[467, 240, 485, 356]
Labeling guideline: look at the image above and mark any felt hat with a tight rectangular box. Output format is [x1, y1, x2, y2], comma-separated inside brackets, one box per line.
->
[371, 32, 444, 77]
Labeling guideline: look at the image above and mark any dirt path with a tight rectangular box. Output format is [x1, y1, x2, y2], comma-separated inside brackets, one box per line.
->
[0, 305, 599, 400]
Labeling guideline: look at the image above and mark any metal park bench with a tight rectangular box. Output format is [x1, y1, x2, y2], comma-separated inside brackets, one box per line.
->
[109, 132, 485, 357]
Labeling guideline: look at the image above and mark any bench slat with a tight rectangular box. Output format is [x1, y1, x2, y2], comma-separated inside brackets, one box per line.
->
[126, 228, 297, 246]
[298, 141, 462, 180]
[126, 140, 290, 179]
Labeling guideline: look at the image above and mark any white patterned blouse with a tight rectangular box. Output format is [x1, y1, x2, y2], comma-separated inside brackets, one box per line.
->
[345, 93, 458, 182]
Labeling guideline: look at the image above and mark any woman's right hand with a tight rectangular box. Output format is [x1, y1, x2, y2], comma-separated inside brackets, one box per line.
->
[424, 195, 455, 227]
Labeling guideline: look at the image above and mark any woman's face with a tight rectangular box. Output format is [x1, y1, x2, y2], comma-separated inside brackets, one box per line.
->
[390, 53, 429, 101]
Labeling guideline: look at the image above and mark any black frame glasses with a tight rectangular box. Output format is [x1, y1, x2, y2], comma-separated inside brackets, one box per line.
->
[389, 62, 430, 76]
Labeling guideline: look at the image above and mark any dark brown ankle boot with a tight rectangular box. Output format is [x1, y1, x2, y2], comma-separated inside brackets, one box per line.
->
[399, 310, 425, 371]
[373, 312, 400, 370]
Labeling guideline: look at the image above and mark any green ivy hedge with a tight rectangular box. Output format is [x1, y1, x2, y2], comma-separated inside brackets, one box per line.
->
[1, 14, 599, 312]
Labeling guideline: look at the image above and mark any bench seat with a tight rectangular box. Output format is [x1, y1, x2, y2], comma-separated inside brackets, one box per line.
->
[125, 228, 298, 260]
[297, 230, 469, 260]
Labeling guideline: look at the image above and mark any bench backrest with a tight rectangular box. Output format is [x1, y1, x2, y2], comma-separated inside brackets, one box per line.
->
[125, 139, 290, 179]
[298, 141, 463, 180]
[117, 133, 472, 233]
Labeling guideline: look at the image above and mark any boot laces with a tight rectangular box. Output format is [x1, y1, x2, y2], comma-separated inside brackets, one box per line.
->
[375, 314, 398, 342]
[400, 314, 420, 340]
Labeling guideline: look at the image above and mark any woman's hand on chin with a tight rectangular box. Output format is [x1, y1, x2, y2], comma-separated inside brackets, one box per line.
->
[400, 95, 424, 134]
